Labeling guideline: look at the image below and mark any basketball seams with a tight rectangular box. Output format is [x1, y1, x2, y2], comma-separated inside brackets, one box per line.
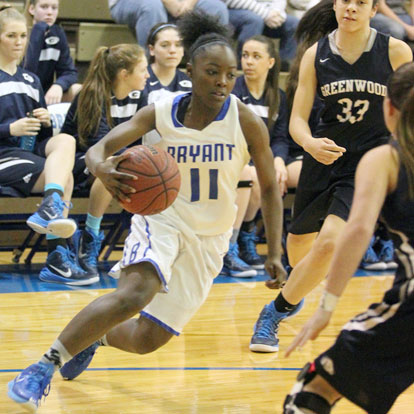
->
[133, 188, 179, 215]
[117, 145, 181, 215]
[141, 150, 170, 210]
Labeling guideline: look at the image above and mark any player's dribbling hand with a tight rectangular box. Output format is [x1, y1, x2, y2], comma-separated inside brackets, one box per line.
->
[95, 153, 137, 203]
[264, 257, 287, 289]
[305, 137, 346, 165]
[284, 307, 332, 357]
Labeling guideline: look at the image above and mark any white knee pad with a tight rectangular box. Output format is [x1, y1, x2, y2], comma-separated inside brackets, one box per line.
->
[283, 362, 332, 414]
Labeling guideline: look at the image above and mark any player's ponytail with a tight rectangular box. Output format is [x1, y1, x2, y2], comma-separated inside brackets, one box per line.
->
[286, 0, 336, 110]
[77, 43, 145, 149]
[177, 10, 232, 62]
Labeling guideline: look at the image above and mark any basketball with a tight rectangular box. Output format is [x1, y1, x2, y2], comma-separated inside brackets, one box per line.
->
[117, 145, 181, 215]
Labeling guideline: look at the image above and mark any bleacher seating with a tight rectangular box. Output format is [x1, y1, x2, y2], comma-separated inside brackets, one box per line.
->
[0, 0, 292, 264]
[0, 103, 129, 264]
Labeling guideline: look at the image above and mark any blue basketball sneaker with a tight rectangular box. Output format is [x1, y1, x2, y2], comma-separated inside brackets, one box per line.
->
[238, 227, 264, 269]
[27, 192, 77, 238]
[250, 300, 305, 353]
[360, 236, 387, 270]
[250, 303, 286, 352]
[60, 341, 100, 380]
[222, 242, 257, 278]
[8, 361, 54, 413]
[72, 229, 104, 277]
[39, 245, 99, 286]
[377, 238, 398, 270]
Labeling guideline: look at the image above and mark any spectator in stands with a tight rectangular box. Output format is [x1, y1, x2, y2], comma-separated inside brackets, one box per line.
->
[286, 0, 321, 19]
[23, 0, 81, 105]
[108, 0, 229, 47]
[0, 7, 93, 285]
[222, 35, 290, 277]
[60, 43, 149, 281]
[143, 22, 192, 144]
[222, 0, 299, 70]
[370, 0, 414, 40]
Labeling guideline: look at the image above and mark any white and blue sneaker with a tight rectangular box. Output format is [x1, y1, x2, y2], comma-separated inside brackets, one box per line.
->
[60, 341, 100, 380]
[222, 242, 257, 278]
[8, 361, 54, 413]
[250, 300, 305, 352]
[39, 246, 99, 286]
[27, 192, 77, 239]
[377, 238, 398, 270]
[72, 229, 104, 278]
[250, 303, 286, 352]
[238, 228, 264, 270]
[360, 236, 387, 270]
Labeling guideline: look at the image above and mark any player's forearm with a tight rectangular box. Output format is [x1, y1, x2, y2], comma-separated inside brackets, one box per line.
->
[85, 141, 108, 176]
[289, 116, 314, 151]
[325, 222, 373, 297]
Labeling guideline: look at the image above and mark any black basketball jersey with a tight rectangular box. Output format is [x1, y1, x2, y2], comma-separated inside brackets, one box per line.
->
[381, 146, 414, 300]
[315, 29, 392, 153]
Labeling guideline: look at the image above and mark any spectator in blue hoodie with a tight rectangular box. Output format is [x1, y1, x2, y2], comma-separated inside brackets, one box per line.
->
[23, 0, 81, 104]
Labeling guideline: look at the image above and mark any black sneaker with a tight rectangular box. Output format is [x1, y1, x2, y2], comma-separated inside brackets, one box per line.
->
[39, 246, 99, 285]
[238, 227, 264, 269]
[222, 242, 257, 277]
[72, 229, 104, 277]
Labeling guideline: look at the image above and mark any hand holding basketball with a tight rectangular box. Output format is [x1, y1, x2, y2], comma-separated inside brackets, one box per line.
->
[117, 145, 181, 215]
[94, 153, 138, 203]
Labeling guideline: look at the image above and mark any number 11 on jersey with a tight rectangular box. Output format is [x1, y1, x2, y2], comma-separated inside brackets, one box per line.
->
[190, 168, 219, 201]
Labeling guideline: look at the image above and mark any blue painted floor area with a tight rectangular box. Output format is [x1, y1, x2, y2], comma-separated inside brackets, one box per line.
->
[0, 261, 393, 294]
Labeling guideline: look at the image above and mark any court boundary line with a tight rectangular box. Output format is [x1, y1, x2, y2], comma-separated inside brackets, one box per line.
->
[1, 367, 302, 373]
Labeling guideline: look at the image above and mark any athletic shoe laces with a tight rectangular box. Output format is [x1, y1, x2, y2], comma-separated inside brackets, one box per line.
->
[37, 194, 73, 217]
[380, 241, 394, 261]
[59, 247, 84, 273]
[240, 231, 260, 260]
[26, 364, 52, 401]
[226, 243, 250, 268]
[84, 234, 104, 267]
[363, 245, 379, 263]
[51, 198, 72, 216]
[255, 306, 279, 338]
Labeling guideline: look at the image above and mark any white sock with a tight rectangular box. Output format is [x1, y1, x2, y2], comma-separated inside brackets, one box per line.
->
[40, 339, 73, 370]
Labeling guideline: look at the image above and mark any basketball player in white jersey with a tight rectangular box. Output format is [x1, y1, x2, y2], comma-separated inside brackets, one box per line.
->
[8, 11, 286, 412]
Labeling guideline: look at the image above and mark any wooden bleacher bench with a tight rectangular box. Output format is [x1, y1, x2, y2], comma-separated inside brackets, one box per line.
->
[76, 22, 136, 61]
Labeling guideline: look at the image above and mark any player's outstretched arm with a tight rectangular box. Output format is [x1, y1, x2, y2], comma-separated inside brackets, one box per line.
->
[285, 145, 397, 357]
[238, 100, 286, 287]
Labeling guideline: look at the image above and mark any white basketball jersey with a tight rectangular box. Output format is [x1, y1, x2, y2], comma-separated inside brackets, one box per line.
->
[154, 93, 250, 236]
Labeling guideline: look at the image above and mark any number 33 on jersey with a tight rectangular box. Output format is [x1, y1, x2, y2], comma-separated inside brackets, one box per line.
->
[314, 29, 392, 152]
